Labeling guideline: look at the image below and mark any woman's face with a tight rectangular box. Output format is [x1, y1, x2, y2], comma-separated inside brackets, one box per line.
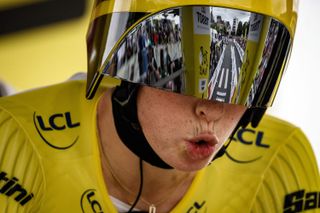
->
[137, 86, 246, 171]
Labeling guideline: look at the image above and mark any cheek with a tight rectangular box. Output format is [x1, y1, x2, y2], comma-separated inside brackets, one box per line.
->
[138, 110, 179, 157]
[139, 103, 182, 141]
[137, 90, 191, 150]
[217, 106, 246, 139]
[137, 94, 170, 143]
[138, 89, 189, 131]
[224, 104, 246, 121]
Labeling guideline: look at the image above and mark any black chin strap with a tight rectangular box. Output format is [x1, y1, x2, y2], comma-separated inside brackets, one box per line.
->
[112, 82, 172, 169]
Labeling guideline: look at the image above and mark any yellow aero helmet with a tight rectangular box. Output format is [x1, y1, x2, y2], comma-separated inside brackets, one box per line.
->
[86, 0, 297, 108]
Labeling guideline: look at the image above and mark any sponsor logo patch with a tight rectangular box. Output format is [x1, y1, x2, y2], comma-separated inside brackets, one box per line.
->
[0, 171, 34, 206]
[226, 127, 270, 163]
[284, 190, 320, 213]
[187, 200, 207, 213]
[80, 189, 104, 213]
[33, 111, 80, 150]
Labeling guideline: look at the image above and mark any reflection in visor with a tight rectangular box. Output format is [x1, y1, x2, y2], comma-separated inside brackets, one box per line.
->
[113, 9, 183, 90]
[89, 6, 291, 107]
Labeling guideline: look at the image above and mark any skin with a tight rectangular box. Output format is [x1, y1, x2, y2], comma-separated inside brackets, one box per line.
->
[97, 85, 246, 212]
[138, 86, 246, 171]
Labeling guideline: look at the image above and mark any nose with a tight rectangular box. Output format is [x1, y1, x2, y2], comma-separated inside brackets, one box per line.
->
[195, 100, 225, 122]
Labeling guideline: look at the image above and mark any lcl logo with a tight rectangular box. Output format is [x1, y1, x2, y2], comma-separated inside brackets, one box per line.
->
[80, 189, 104, 213]
[187, 200, 207, 213]
[33, 111, 80, 150]
[226, 128, 270, 163]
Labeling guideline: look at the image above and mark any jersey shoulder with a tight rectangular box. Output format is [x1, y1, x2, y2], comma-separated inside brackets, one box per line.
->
[0, 80, 105, 212]
[233, 113, 316, 161]
[187, 114, 319, 213]
[250, 114, 320, 212]
[257, 113, 303, 143]
[211, 115, 320, 212]
[0, 98, 45, 212]
[0, 80, 88, 151]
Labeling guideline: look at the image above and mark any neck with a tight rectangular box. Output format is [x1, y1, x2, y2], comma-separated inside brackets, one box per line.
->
[97, 89, 195, 212]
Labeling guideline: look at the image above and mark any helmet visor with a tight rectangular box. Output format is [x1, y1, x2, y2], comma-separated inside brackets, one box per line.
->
[86, 6, 292, 107]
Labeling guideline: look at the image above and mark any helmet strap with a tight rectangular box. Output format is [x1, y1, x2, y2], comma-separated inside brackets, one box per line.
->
[111, 81, 173, 169]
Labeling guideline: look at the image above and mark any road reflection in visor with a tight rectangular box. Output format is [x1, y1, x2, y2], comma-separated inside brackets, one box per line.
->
[92, 6, 291, 107]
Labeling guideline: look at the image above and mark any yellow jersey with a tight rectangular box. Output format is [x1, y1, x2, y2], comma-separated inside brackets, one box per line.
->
[0, 80, 319, 213]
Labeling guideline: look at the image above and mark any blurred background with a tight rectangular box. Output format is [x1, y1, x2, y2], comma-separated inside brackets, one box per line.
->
[268, 0, 320, 166]
[0, 0, 92, 90]
[0, 0, 319, 166]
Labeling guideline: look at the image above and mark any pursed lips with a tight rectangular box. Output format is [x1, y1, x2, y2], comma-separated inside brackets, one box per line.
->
[184, 132, 219, 161]
[188, 133, 219, 146]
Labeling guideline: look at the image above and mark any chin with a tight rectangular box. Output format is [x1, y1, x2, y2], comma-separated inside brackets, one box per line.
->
[171, 157, 213, 172]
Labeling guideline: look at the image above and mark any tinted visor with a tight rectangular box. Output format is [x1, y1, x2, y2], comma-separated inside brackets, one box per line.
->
[86, 6, 292, 107]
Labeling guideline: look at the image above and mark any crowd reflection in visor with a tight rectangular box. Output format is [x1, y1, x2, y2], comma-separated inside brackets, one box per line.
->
[103, 6, 290, 107]
[111, 9, 183, 92]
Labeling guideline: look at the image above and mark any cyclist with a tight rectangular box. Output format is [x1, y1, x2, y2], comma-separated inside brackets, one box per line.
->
[0, 0, 318, 212]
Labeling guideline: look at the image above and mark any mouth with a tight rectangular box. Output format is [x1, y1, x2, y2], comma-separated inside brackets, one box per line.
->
[189, 133, 219, 146]
[185, 133, 219, 161]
